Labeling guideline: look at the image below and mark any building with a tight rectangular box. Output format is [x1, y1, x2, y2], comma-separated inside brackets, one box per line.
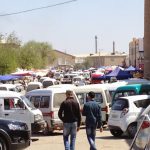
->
[51, 50, 75, 69]
[75, 51, 128, 68]
[129, 38, 144, 69]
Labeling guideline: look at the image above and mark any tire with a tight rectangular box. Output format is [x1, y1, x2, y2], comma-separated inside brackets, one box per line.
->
[110, 129, 123, 137]
[43, 123, 53, 136]
[127, 123, 137, 138]
[0, 137, 7, 150]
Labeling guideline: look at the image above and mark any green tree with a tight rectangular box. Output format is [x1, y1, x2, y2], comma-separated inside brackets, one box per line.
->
[0, 45, 18, 74]
[18, 41, 56, 69]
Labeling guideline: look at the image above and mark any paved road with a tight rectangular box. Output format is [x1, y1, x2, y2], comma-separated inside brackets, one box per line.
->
[26, 127, 135, 150]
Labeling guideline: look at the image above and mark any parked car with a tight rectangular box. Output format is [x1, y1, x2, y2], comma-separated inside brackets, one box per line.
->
[0, 84, 21, 92]
[111, 84, 150, 106]
[25, 87, 79, 135]
[108, 95, 150, 138]
[26, 82, 43, 92]
[129, 104, 150, 150]
[73, 84, 111, 125]
[0, 91, 46, 133]
[0, 118, 30, 150]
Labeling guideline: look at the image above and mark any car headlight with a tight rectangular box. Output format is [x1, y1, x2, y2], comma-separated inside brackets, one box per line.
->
[8, 123, 26, 130]
[34, 114, 42, 122]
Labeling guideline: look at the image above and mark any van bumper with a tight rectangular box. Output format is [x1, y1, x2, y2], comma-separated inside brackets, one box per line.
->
[31, 120, 46, 132]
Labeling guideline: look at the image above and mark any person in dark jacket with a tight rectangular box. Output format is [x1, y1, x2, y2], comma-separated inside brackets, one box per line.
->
[58, 90, 81, 150]
[82, 91, 103, 150]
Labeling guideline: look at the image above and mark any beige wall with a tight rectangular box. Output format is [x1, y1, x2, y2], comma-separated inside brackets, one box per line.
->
[87, 55, 127, 67]
[51, 50, 75, 67]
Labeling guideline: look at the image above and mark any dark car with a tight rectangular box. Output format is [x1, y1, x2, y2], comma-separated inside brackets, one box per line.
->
[0, 118, 30, 150]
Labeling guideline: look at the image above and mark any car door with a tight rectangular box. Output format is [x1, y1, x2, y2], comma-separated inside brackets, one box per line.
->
[2, 97, 31, 128]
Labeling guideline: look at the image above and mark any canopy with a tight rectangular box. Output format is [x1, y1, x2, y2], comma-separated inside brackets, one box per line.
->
[105, 67, 132, 80]
[125, 66, 140, 72]
[0, 75, 22, 81]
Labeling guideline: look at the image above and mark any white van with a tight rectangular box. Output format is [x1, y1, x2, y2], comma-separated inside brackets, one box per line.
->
[72, 84, 111, 125]
[25, 87, 79, 135]
[26, 82, 43, 92]
[0, 91, 46, 133]
[0, 84, 21, 92]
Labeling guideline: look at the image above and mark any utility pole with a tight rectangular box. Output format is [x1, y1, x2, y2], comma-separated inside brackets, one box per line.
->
[95, 35, 98, 54]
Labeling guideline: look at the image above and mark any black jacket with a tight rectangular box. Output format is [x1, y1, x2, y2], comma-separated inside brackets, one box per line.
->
[58, 97, 81, 127]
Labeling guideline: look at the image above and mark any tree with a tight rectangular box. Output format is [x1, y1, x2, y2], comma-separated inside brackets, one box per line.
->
[0, 45, 18, 74]
[6, 32, 21, 45]
[18, 41, 56, 69]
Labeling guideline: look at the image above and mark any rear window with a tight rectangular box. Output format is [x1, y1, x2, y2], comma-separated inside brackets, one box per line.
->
[112, 99, 129, 110]
[30, 96, 50, 108]
[43, 81, 53, 88]
[140, 91, 150, 95]
[0, 87, 7, 90]
[134, 99, 150, 108]
[76, 93, 84, 105]
[114, 90, 136, 100]
[53, 93, 66, 108]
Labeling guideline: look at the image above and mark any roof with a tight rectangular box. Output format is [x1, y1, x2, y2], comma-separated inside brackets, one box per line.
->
[0, 91, 21, 97]
[54, 49, 75, 58]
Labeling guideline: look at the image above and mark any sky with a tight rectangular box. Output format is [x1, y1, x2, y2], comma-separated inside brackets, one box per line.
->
[0, 0, 144, 55]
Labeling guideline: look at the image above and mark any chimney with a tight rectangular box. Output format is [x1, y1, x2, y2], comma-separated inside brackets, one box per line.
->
[95, 35, 98, 54]
[113, 41, 115, 55]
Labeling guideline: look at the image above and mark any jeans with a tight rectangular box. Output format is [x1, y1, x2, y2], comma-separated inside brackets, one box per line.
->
[86, 127, 97, 150]
[63, 122, 77, 150]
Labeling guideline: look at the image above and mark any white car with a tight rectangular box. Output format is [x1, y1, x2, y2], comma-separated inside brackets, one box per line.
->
[135, 104, 150, 149]
[108, 95, 150, 138]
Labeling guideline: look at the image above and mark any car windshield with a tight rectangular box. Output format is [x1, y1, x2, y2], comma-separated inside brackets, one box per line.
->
[21, 96, 35, 109]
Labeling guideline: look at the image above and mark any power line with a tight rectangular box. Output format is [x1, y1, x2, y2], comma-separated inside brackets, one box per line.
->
[0, 0, 77, 17]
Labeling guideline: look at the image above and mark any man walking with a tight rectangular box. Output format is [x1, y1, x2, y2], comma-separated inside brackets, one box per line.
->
[58, 90, 81, 150]
[82, 91, 103, 150]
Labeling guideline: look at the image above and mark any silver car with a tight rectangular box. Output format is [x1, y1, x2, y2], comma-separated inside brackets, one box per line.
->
[130, 104, 150, 150]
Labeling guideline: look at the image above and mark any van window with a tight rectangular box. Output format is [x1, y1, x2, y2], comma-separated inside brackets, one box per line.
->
[140, 91, 150, 95]
[4, 98, 24, 109]
[112, 99, 129, 110]
[53, 93, 66, 108]
[0, 87, 7, 90]
[43, 81, 54, 88]
[94, 93, 103, 104]
[30, 96, 40, 108]
[114, 90, 136, 100]
[76, 93, 84, 105]
[40, 96, 49, 108]
[134, 99, 150, 108]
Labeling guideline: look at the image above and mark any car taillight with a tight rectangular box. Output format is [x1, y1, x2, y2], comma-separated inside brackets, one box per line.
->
[120, 108, 129, 118]
[43, 111, 54, 119]
[141, 121, 150, 129]
[101, 106, 108, 113]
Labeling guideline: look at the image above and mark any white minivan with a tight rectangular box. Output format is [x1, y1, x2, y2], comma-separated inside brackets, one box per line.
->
[0, 91, 46, 133]
[72, 84, 111, 125]
[25, 87, 79, 135]
[108, 95, 150, 138]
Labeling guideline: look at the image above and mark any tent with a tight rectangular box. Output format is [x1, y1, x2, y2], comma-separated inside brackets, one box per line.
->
[125, 66, 140, 72]
[105, 67, 133, 80]
[0, 75, 22, 81]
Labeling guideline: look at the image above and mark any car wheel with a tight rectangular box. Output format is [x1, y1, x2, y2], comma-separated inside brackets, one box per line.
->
[110, 129, 123, 137]
[0, 137, 7, 150]
[43, 123, 53, 136]
[127, 123, 137, 138]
